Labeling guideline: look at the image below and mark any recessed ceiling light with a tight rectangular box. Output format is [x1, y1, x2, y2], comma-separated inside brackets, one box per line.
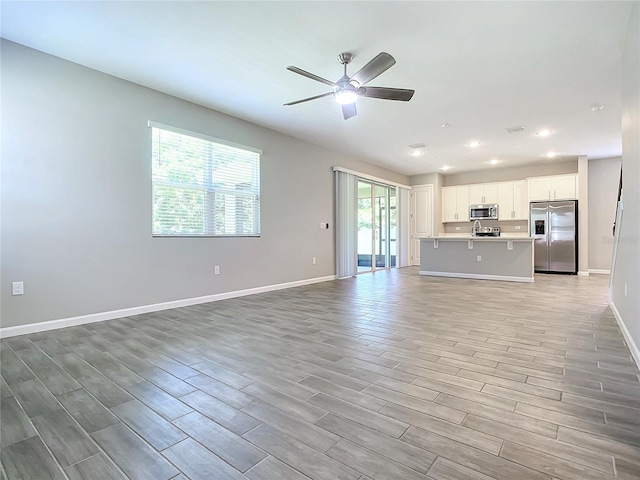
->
[546, 151, 556, 158]
[489, 159, 499, 165]
[441, 123, 450, 128]
[536, 129, 552, 137]
[591, 104, 605, 112]
[409, 143, 426, 157]
[441, 165, 451, 171]
[468, 141, 480, 148]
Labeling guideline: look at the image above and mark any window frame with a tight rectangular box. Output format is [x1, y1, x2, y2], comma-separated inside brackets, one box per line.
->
[149, 121, 262, 238]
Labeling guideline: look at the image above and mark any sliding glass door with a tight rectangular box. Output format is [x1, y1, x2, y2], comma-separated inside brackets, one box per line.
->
[357, 181, 397, 273]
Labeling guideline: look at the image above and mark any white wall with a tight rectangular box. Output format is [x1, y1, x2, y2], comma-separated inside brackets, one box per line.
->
[588, 157, 621, 272]
[409, 172, 444, 233]
[0, 40, 409, 330]
[440, 160, 577, 186]
[611, 3, 640, 365]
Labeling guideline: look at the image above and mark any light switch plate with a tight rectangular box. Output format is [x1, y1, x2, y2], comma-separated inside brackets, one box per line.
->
[12, 281, 24, 296]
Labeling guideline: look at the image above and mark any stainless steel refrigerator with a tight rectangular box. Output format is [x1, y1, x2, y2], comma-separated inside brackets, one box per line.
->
[530, 200, 578, 274]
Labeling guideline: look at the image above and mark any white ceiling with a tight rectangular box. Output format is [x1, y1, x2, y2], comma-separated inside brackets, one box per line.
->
[1, 1, 633, 176]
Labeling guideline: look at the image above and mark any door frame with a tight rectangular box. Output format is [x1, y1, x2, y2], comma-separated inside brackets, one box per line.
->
[410, 184, 434, 266]
[357, 180, 396, 273]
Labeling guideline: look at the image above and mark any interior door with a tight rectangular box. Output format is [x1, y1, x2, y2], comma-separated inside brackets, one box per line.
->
[411, 185, 433, 266]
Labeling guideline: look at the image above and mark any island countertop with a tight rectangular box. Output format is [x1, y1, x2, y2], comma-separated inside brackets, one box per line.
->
[418, 233, 533, 240]
[419, 236, 534, 282]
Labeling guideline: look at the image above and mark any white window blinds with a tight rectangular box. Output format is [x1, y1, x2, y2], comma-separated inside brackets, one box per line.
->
[150, 123, 261, 237]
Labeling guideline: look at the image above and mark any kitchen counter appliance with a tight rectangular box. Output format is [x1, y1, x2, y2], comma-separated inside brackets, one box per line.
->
[470, 204, 498, 220]
[474, 226, 501, 237]
[530, 200, 577, 274]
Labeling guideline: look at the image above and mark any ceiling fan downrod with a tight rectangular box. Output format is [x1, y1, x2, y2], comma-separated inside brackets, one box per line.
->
[338, 52, 354, 78]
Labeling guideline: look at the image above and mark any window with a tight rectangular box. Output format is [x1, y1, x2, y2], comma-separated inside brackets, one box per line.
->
[150, 122, 261, 236]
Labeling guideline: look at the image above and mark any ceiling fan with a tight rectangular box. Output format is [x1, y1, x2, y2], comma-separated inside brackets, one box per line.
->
[284, 52, 415, 120]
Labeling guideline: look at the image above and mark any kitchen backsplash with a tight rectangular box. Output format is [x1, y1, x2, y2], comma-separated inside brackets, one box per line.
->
[443, 219, 528, 234]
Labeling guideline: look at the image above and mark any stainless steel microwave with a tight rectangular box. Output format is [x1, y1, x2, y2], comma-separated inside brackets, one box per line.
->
[469, 204, 498, 220]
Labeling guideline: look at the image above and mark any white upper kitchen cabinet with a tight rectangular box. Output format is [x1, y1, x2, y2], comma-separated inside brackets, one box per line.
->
[528, 174, 577, 201]
[497, 180, 528, 220]
[552, 175, 578, 200]
[469, 183, 498, 204]
[512, 180, 528, 219]
[442, 185, 469, 222]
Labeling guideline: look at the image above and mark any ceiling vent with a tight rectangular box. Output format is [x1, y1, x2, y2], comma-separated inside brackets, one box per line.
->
[504, 126, 525, 133]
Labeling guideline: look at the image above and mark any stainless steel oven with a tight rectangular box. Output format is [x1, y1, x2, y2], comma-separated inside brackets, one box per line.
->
[469, 204, 498, 220]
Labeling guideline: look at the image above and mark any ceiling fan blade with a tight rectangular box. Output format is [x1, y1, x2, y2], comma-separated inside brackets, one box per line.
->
[284, 91, 334, 106]
[342, 103, 357, 120]
[287, 66, 336, 87]
[350, 52, 396, 86]
[358, 86, 415, 101]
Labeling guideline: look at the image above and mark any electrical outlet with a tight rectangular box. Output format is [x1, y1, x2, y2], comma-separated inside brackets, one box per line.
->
[312, 257, 316, 265]
[455, 227, 461, 231]
[477, 255, 482, 262]
[214, 266, 220, 275]
[12, 281, 24, 296]
[515, 226, 521, 230]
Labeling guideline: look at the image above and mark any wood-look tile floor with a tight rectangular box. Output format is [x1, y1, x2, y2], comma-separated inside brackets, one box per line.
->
[1, 268, 639, 480]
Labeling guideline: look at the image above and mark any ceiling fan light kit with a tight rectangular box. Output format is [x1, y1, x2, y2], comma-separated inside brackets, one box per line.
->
[335, 86, 358, 105]
[284, 51, 415, 119]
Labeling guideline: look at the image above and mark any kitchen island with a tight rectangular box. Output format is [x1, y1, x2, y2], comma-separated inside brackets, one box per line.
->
[420, 235, 534, 283]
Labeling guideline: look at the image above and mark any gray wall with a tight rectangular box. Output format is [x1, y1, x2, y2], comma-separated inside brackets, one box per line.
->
[588, 157, 621, 271]
[440, 160, 577, 186]
[1, 40, 408, 329]
[611, 3, 640, 360]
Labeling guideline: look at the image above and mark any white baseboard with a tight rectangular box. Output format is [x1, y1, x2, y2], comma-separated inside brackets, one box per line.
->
[578, 271, 589, 276]
[419, 271, 534, 283]
[588, 269, 611, 275]
[0, 275, 337, 339]
[610, 301, 640, 370]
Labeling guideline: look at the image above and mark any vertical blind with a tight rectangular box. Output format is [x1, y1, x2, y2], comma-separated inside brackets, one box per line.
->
[150, 123, 261, 236]
[335, 170, 358, 278]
